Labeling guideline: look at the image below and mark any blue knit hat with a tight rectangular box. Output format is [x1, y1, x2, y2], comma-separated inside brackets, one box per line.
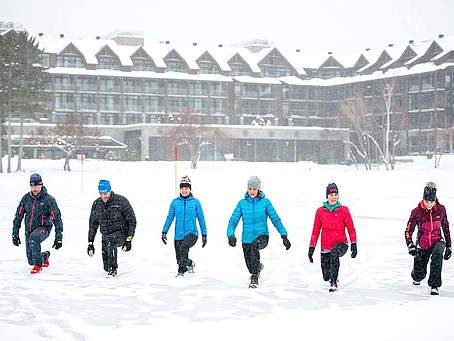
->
[98, 179, 111, 193]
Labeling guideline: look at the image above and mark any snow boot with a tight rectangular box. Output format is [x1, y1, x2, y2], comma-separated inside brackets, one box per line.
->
[412, 280, 420, 286]
[107, 268, 118, 277]
[42, 251, 50, 268]
[249, 274, 259, 288]
[30, 265, 42, 274]
[430, 287, 439, 296]
[329, 280, 338, 292]
[187, 260, 195, 273]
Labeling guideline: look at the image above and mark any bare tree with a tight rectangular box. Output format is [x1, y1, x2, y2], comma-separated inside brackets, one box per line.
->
[54, 115, 101, 171]
[160, 112, 227, 169]
[340, 80, 404, 170]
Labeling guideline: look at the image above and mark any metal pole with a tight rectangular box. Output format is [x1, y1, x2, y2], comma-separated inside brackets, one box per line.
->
[174, 142, 178, 195]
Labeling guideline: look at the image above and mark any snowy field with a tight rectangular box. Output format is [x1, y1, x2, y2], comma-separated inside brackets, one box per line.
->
[1, 156, 454, 341]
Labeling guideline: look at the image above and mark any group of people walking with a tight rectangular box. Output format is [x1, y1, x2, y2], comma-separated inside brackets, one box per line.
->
[10, 173, 451, 294]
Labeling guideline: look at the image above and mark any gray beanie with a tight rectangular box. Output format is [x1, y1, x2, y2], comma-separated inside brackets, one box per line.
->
[247, 176, 261, 190]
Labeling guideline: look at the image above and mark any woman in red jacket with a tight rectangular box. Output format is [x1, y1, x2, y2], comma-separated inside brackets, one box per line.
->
[405, 182, 451, 295]
[308, 183, 357, 292]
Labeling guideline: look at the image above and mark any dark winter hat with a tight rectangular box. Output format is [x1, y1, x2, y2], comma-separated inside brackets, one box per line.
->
[423, 184, 437, 202]
[30, 173, 43, 186]
[326, 183, 338, 198]
[179, 176, 191, 189]
[247, 176, 261, 190]
[98, 179, 111, 193]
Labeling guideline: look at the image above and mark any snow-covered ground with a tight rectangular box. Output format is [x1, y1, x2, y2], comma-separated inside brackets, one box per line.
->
[1, 156, 453, 341]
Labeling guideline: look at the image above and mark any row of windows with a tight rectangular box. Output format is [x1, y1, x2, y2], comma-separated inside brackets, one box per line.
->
[54, 94, 223, 113]
[53, 76, 226, 96]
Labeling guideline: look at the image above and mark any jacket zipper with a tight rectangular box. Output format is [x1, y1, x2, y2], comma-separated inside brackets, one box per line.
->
[29, 199, 36, 232]
[429, 210, 433, 247]
[183, 199, 186, 237]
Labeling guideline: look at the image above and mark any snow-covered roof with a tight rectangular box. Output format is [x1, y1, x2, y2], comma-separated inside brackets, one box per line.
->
[47, 67, 233, 82]
[35, 34, 454, 80]
[431, 36, 454, 61]
[232, 75, 282, 84]
[404, 40, 435, 65]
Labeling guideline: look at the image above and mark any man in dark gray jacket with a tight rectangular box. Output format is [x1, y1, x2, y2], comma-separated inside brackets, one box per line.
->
[87, 180, 136, 277]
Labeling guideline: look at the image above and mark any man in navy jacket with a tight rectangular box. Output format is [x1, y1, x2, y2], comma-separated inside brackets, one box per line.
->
[12, 173, 63, 274]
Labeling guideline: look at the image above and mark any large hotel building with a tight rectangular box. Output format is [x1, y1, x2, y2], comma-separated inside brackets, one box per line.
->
[2, 25, 454, 162]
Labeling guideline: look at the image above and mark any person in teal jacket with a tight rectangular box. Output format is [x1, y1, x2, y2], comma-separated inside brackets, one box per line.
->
[162, 176, 207, 276]
[227, 176, 291, 288]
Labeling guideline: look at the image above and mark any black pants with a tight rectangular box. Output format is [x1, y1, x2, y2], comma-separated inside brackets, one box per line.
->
[412, 240, 445, 288]
[102, 231, 126, 272]
[174, 234, 198, 273]
[242, 235, 269, 275]
[321, 242, 348, 284]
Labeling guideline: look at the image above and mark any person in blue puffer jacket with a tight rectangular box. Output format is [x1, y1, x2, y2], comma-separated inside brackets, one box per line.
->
[162, 176, 207, 276]
[227, 176, 291, 288]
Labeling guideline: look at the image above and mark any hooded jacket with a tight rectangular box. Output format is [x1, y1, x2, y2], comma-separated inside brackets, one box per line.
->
[405, 200, 451, 250]
[310, 202, 356, 251]
[13, 186, 63, 240]
[162, 194, 207, 240]
[227, 191, 287, 243]
[88, 191, 136, 242]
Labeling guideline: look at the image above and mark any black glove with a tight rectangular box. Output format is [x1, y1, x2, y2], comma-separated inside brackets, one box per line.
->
[161, 232, 167, 245]
[444, 246, 452, 260]
[282, 235, 291, 250]
[408, 242, 417, 256]
[351, 243, 357, 258]
[52, 240, 62, 250]
[122, 235, 133, 252]
[202, 235, 207, 248]
[308, 246, 315, 263]
[87, 242, 95, 257]
[228, 236, 237, 247]
[12, 235, 21, 246]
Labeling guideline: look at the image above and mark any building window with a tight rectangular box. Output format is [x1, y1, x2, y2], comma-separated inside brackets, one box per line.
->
[55, 93, 76, 110]
[99, 78, 121, 92]
[99, 95, 121, 111]
[421, 74, 434, 90]
[123, 79, 142, 93]
[79, 94, 97, 111]
[408, 76, 419, 92]
[78, 77, 97, 91]
[210, 82, 224, 97]
[164, 50, 188, 72]
[55, 76, 77, 90]
[123, 95, 141, 112]
[132, 57, 154, 71]
[56, 54, 84, 68]
[167, 80, 187, 95]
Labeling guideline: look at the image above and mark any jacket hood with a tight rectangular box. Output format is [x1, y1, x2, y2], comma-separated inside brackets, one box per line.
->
[244, 190, 265, 201]
[30, 186, 47, 199]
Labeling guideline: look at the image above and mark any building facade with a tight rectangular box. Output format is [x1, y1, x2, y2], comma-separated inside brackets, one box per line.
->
[3, 30, 454, 162]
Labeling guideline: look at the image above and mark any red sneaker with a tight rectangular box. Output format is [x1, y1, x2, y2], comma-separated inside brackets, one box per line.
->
[43, 252, 50, 268]
[30, 265, 41, 274]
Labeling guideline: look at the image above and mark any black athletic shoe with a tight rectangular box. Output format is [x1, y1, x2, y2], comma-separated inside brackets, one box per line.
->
[430, 287, 439, 295]
[249, 274, 259, 288]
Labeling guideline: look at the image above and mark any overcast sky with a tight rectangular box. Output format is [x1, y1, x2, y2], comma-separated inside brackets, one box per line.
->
[2, 0, 454, 54]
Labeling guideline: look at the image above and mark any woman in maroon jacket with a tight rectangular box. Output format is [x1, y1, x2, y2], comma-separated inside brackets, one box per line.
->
[308, 183, 357, 292]
[405, 182, 451, 295]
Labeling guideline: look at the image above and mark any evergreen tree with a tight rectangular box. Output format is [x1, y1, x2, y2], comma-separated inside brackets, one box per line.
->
[0, 30, 51, 172]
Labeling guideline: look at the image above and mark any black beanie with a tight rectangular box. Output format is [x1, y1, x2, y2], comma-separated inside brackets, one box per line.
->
[326, 183, 338, 198]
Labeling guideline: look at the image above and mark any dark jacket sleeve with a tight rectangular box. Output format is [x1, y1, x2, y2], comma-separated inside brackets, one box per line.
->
[405, 207, 418, 246]
[49, 197, 63, 241]
[88, 201, 99, 243]
[441, 206, 451, 247]
[12, 195, 27, 237]
[121, 197, 137, 237]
